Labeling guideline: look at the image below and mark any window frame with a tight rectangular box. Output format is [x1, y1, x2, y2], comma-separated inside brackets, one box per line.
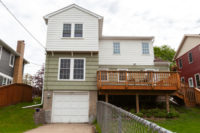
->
[181, 77, 185, 83]
[0, 46, 2, 60]
[62, 24, 72, 37]
[113, 42, 120, 55]
[188, 52, 193, 64]
[178, 58, 183, 69]
[9, 54, 15, 67]
[99, 68, 109, 81]
[74, 24, 83, 38]
[194, 73, 200, 89]
[117, 69, 128, 82]
[58, 58, 86, 81]
[188, 77, 194, 88]
[142, 42, 150, 55]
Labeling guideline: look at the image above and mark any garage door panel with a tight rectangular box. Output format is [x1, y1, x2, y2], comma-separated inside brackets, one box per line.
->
[54, 102, 89, 108]
[53, 108, 88, 116]
[52, 116, 88, 123]
[52, 92, 89, 123]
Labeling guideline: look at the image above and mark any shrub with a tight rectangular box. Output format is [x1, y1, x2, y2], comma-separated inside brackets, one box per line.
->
[130, 109, 136, 114]
[136, 112, 144, 117]
[33, 97, 41, 104]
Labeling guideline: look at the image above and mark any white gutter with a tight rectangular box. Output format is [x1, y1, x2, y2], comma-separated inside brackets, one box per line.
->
[22, 55, 46, 109]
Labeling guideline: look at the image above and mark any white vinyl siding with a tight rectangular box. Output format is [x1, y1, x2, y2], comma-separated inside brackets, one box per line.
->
[46, 7, 99, 51]
[58, 58, 85, 81]
[142, 43, 150, 54]
[99, 40, 154, 65]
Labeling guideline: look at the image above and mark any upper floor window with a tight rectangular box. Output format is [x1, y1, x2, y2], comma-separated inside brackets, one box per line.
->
[142, 43, 150, 54]
[9, 54, 15, 67]
[74, 24, 83, 37]
[113, 42, 120, 54]
[188, 52, 193, 64]
[0, 46, 2, 60]
[58, 58, 85, 80]
[63, 24, 71, 37]
[178, 59, 182, 69]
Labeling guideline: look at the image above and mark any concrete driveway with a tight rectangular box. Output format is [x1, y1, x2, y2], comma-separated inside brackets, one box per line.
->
[25, 124, 95, 133]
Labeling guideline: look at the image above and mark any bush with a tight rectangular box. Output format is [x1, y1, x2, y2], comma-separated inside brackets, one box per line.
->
[130, 109, 136, 114]
[136, 112, 144, 117]
[33, 97, 41, 104]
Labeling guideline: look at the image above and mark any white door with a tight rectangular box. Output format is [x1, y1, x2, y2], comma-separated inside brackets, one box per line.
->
[51, 92, 89, 123]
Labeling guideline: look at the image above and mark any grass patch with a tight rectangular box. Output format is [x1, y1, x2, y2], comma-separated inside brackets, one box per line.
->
[92, 119, 101, 133]
[154, 107, 200, 133]
[0, 102, 39, 133]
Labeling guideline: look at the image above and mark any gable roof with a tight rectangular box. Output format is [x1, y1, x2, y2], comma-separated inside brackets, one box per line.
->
[43, 4, 103, 24]
[0, 39, 29, 64]
[173, 34, 200, 60]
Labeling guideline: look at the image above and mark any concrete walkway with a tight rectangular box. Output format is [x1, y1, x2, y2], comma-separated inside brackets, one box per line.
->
[25, 124, 94, 133]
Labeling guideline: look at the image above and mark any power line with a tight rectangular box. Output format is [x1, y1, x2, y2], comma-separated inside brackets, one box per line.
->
[0, 0, 46, 51]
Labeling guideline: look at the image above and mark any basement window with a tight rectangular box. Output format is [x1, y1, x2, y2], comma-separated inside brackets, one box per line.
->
[9, 54, 15, 67]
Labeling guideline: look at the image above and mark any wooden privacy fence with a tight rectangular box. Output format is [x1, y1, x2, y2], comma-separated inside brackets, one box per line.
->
[0, 83, 32, 107]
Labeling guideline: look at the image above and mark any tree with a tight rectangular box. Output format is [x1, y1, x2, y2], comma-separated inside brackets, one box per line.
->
[154, 45, 176, 62]
[154, 45, 176, 71]
[32, 66, 44, 97]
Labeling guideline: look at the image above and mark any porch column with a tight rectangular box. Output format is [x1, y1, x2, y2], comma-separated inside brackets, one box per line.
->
[166, 94, 170, 113]
[136, 94, 139, 113]
[105, 94, 109, 103]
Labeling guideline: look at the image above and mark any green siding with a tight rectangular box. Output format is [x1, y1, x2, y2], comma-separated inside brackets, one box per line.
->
[99, 65, 169, 71]
[44, 53, 98, 91]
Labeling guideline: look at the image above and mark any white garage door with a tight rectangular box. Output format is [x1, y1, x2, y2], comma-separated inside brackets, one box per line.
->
[51, 92, 89, 123]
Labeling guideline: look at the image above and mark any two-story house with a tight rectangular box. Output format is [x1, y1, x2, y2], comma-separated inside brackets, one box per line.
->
[174, 34, 200, 88]
[0, 40, 28, 86]
[43, 4, 178, 124]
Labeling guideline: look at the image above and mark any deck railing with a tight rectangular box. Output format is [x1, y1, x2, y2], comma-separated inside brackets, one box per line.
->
[97, 71, 180, 90]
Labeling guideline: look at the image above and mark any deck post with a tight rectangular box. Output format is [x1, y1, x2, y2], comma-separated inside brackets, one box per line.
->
[166, 94, 170, 113]
[136, 94, 139, 113]
[105, 94, 109, 103]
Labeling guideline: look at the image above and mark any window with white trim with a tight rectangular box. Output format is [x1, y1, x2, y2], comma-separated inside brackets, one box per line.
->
[181, 77, 185, 83]
[9, 54, 15, 67]
[142, 43, 150, 54]
[178, 59, 182, 69]
[0, 46, 2, 60]
[188, 52, 193, 64]
[113, 42, 120, 54]
[195, 74, 200, 88]
[188, 77, 194, 88]
[74, 24, 83, 37]
[63, 24, 71, 37]
[58, 58, 85, 80]
[2, 77, 7, 85]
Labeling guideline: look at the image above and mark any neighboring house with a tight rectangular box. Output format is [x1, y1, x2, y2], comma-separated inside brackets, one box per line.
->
[43, 4, 171, 123]
[174, 34, 200, 88]
[0, 40, 28, 86]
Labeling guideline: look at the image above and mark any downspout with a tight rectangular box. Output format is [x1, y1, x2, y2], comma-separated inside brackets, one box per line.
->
[22, 52, 47, 109]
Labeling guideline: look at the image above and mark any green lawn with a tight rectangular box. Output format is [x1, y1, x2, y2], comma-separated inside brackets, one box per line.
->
[0, 102, 38, 133]
[154, 107, 200, 133]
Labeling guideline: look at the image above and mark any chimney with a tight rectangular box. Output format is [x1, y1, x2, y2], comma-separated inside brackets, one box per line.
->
[13, 40, 25, 83]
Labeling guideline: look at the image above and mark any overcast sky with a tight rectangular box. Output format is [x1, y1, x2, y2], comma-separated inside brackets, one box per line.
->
[0, 0, 200, 75]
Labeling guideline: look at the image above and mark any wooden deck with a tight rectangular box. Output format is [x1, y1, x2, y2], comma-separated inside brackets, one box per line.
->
[97, 71, 180, 91]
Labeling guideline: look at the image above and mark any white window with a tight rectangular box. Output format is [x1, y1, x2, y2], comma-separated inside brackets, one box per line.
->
[9, 54, 15, 67]
[58, 58, 85, 80]
[2, 77, 7, 85]
[188, 77, 194, 88]
[63, 24, 71, 37]
[118, 69, 128, 81]
[142, 43, 150, 54]
[188, 52, 193, 64]
[195, 74, 200, 88]
[74, 24, 83, 37]
[113, 42, 120, 54]
[181, 77, 185, 83]
[178, 59, 183, 69]
[0, 46, 2, 60]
